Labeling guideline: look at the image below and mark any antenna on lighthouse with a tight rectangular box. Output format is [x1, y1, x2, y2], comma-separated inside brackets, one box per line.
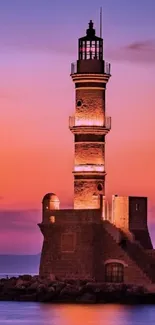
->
[100, 7, 102, 38]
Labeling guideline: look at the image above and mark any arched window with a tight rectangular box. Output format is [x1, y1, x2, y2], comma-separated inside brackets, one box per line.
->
[105, 263, 124, 283]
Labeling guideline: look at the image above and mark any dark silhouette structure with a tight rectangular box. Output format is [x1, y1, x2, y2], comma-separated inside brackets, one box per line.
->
[38, 21, 155, 289]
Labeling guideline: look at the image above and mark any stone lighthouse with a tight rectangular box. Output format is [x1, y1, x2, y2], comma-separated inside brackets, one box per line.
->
[69, 20, 111, 210]
[39, 20, 155, 287]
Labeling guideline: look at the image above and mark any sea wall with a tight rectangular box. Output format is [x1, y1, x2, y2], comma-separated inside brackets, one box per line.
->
[0, 275, 155, 303]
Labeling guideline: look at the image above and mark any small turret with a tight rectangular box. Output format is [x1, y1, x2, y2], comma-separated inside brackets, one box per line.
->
[42, 193, 60, 211]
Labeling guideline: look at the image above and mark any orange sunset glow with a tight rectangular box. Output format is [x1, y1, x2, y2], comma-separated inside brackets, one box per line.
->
[0, 0, 155, 254]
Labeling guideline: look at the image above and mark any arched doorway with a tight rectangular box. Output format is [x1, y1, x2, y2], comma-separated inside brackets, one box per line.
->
[105, 262, 124, 283]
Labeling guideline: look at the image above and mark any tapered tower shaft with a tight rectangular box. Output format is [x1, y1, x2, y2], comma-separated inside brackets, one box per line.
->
[69, 20, 111, 209]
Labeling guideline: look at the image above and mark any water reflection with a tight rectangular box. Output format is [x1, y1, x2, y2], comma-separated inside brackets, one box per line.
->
[39, 303, 155, 325]
[1, 302, 155, 325]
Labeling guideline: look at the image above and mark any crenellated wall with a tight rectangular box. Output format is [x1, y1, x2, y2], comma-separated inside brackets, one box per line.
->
[39, 212, 153, 285]
[39, 209, 102, 280]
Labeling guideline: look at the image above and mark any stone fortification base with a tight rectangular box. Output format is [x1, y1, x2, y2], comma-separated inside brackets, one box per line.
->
[0, 275, 155, 304]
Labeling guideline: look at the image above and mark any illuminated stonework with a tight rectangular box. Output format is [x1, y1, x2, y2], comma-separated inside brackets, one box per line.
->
[74, 164, 104, 173]
[39, 20, 155, 285]
[112, 196, 129, 230]
[42, 193, 60, 211]
[50, 216, 55, 223]
[72, 117, 103, 127]
[74, 180, 102, 209]
[69, 23, 111, 209]
[69, 115, 111, 128]
[75, 143, 105, 165]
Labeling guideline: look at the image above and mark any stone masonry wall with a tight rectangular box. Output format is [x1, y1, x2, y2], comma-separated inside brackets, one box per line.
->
[146, 250, 155, 258]
[102, 226, 151, 286]
[74, 180, 104, 209]
[75, 142, 105, 165]
[113, 196, 129, 231]
[39, 219, 152, 285]
[42, 208, 101, 224]
[75, 89, 105, 123]
[39, 222, 102, 280]
[129, 196, 147, 230]
[39, 210, 103, 280]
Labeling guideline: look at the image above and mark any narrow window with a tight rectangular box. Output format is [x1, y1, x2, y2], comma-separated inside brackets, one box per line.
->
[135, 203, 139, 211]
[49, 216, 55, 223]
[105, 263, 124, 283]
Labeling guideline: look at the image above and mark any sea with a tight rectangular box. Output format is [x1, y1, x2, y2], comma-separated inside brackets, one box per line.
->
[0, 302, 155, 325]
[0, 274, 155, 324]
[0, 273, 37, 279]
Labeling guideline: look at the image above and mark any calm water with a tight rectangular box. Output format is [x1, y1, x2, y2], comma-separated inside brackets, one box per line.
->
[0, 302, 155, 325]
[0, 273, 37, 279]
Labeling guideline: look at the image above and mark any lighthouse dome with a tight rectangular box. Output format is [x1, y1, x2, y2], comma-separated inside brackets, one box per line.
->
[42, 193, 60, 210]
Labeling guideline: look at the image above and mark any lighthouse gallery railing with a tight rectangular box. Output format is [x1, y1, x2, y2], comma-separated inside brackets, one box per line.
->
[69, 116, 111, 130]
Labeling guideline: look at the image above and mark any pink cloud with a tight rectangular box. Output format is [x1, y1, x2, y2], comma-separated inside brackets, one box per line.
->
[0, 209, 42, 254]
[107, 40, 155, 63]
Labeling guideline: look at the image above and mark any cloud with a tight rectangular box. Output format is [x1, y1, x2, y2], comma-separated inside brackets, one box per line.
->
[0, 209, 42, 254]
[107, 40, 155, 64]
[0, 31, 76, 56]
[0, 209, 41, 232]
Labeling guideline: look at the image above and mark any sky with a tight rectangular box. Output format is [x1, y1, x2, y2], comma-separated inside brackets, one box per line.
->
[0, 0, 155, 254]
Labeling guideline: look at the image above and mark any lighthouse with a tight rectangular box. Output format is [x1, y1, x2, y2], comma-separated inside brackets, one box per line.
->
[69, 20, 111, 210]
[39, 19, 154, 286]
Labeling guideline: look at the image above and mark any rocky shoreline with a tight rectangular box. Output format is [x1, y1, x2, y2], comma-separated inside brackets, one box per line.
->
[0, 275, 155, 304]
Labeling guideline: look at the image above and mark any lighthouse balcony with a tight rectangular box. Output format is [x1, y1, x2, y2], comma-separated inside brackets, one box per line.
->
[74, 164, 104, 173]
[71, 61, 111, 76]
[69, 115, 111, 134]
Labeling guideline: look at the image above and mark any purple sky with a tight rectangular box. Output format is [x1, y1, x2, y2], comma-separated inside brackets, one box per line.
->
[0, 0, 155, 254]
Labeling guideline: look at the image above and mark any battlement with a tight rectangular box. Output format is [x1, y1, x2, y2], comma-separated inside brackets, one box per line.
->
[41, 208, 102, 225]
[112, 195, 152, 249]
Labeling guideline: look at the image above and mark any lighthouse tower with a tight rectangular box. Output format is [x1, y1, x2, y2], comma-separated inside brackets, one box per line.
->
[69, 20, 111, 210]
[39, 19, 155, 285]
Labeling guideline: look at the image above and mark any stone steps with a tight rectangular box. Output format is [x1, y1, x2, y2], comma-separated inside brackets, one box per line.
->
[104, 221, 155, 283]
[119, 230, 155, 283]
